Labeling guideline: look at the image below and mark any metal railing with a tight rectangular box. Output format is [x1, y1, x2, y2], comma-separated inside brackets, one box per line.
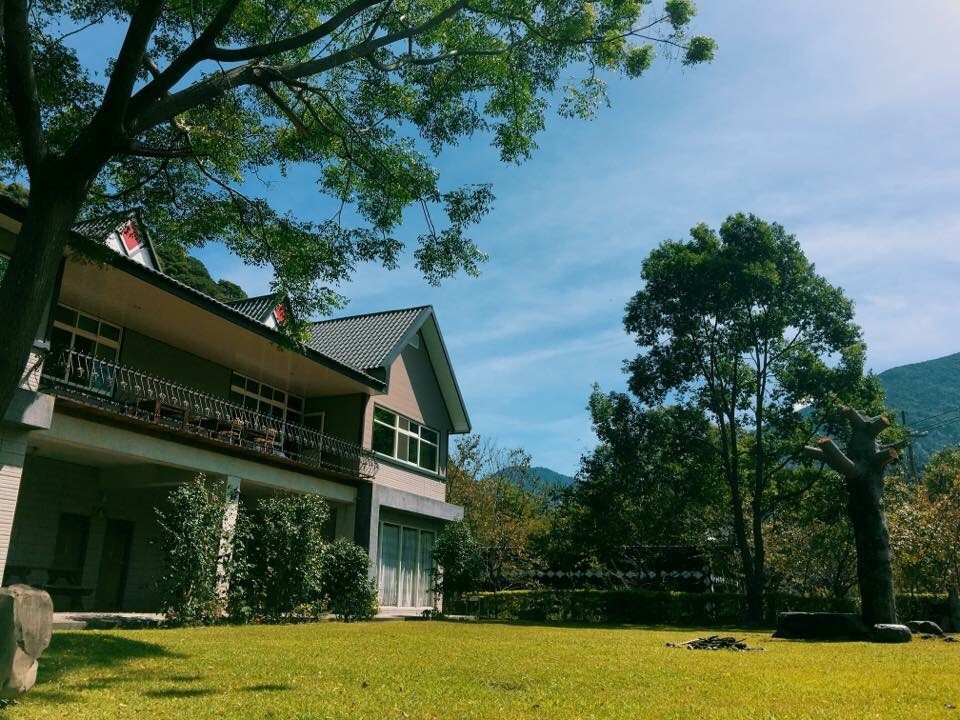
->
[39, 349, 378, 479]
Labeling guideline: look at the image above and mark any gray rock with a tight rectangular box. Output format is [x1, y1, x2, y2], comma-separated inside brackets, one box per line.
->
[773, 612, 869, 640]
[906, 620, 945, 636]
[0, 585, 53, 698]
[871, 623, 913, 643]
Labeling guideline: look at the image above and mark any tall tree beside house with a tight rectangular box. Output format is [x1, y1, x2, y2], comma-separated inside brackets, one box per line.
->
[623, 213, 881, 623]
[0, 0, 715, 417]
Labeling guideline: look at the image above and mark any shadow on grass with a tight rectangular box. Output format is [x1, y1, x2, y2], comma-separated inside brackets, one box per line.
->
[38, 632, 185, 686]
[143, 687, 218, 699]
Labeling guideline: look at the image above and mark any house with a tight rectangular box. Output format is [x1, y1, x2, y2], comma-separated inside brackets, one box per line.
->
[0, 197, 468, 612]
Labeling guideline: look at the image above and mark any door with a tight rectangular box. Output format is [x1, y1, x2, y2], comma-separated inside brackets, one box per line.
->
[94, 519, 134, 610]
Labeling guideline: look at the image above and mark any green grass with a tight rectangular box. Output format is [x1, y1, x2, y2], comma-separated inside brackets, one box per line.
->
[5, 622, 958, 719]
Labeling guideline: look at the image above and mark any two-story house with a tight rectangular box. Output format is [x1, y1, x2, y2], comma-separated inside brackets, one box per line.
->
[0, 197, 468, 612]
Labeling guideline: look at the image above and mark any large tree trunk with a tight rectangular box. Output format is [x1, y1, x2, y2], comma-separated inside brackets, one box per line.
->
[845, 470, 897, 626]
[0, 164, 90, 415]
[804, 407, 901, 626]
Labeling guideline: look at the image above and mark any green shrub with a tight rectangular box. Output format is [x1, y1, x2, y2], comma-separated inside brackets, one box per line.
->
[446, 589, 861, 627]
[230, 493, 330, 621]
[432, 521, 483, 599]
[319, 538, 379, 621]
[154, 476, 227, 625]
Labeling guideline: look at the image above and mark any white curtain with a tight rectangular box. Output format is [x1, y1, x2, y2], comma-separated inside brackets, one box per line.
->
[418, 531, 435, 607]
[378, 524, 400, 606]
[400, 527, 418, 606]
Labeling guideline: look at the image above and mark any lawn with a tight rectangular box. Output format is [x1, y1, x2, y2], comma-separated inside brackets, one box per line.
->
[5, 622, 957, 719]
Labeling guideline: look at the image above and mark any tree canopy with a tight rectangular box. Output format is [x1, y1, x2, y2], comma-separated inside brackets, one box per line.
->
[0, 0, 714, 415]
[624, 213, 882, 621]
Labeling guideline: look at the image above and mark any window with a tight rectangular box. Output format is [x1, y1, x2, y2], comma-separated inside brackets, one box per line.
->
[372, 407, 440, 472]
[47, 304, 122, 394]
[229, 371, 303, 424]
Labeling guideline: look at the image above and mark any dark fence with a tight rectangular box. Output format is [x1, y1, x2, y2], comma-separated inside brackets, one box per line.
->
[40, 349, 378, 479]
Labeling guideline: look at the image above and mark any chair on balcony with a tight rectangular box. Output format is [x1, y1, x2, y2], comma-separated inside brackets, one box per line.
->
[252, 427, 280, 453]
[218, 418, 245, 444]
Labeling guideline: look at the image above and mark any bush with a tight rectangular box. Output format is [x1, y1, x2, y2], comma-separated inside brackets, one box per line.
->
[230, 493, 330, 621]
[319, 538, 379, 621]
[432, 521, 483, 599]
[154, 476, 227, 625]
[446, 589, 860, 626]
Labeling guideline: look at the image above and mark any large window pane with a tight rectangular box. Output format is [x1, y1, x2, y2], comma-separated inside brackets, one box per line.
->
[419, 443, 438, 472]
[373, 422, 395, 454]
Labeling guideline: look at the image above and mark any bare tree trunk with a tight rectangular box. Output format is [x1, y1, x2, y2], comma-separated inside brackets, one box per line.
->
[0, 165, 89, 415]
[803, 407, 903, 626]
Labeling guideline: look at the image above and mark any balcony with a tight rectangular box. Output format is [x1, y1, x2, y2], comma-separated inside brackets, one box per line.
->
[38, 350, 378, 480]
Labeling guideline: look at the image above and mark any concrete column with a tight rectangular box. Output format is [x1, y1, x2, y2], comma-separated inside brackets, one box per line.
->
[0, 430, 28, 586]
[215, 476, 241, 602]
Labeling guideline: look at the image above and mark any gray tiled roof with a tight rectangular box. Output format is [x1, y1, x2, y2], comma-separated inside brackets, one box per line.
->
[72, 211, 136, 240]
[306, 306, 429, 371]
[225, 294, 277, 323]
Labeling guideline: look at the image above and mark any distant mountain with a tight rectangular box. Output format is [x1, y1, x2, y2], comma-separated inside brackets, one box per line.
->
[878, 352, 960, 471]
[500, 465, 575, 488]
[530, 466, 575, 487]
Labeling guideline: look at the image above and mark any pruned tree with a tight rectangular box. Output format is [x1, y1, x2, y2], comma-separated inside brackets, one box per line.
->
[0, 0, 715, 416]
[802, 406, 908, 626]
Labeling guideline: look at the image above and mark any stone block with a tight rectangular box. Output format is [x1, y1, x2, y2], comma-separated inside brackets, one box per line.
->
[773, 612, 869, 640]
[0, 585, 53, 698]
[871, 623, 913, 643]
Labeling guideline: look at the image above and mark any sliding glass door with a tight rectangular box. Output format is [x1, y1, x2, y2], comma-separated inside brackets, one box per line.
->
[378, 522, 436, 607]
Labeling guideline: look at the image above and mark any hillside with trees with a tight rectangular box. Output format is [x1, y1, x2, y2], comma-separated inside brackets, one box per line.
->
[878, 353, 960, 473]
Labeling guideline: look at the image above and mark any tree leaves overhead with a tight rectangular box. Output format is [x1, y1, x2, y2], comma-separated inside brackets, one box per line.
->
[0, 0, 713, 322]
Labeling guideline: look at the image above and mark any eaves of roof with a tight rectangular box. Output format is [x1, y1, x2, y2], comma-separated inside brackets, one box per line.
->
[0, 198, 386, 391]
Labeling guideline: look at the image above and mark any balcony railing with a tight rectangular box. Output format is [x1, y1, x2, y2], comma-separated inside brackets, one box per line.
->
[38, 349, 378, 480]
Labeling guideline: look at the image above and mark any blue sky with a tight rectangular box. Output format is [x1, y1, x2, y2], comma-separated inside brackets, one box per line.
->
[190, 0, 960, 475]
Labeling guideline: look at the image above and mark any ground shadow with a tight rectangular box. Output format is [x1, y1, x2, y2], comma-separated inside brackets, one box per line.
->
[38, 632, 184, 685]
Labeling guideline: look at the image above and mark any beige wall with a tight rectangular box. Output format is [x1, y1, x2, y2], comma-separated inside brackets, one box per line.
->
[362, 339, 453, 498]
[0, 428, 28, 585]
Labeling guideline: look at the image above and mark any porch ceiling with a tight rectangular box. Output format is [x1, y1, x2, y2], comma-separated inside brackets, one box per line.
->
[58, 258, 377, 399]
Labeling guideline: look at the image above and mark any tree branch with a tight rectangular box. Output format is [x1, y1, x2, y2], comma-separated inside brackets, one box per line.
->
[803, 437, 860, 478]
[99, 0, 165, 122]
[208, 0, 386, 62]
[129, 0, 245, 117]
[121, 140, 194, 159]
[1, 0, 46, 171]
[135, 0, 470, 131]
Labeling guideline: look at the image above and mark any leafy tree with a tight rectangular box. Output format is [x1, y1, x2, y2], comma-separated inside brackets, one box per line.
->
[764, 471, 858, 599]
[446, 435, 556, 588]
[154, 475, 228, 624]
[0, 0, 715, 418]
[624, 213, 880, 623]
[432, 520, 483, 599]
[548, 387, 726, 572]
[888, 446, 960, 626]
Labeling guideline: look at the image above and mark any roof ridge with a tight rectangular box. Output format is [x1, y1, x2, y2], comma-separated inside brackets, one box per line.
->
[309, 304, 431, 327]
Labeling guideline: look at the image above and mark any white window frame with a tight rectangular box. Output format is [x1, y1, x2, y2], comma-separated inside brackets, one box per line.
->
[229, 371, 304, 424]
[48, 304, 123, 395]
[372, 406, 440, 473]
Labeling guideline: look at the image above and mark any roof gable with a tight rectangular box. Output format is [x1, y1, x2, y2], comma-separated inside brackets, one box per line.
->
[73, 211, 161, 271]
[306, 306, 430, 372]
[307, 306, 470, 433]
